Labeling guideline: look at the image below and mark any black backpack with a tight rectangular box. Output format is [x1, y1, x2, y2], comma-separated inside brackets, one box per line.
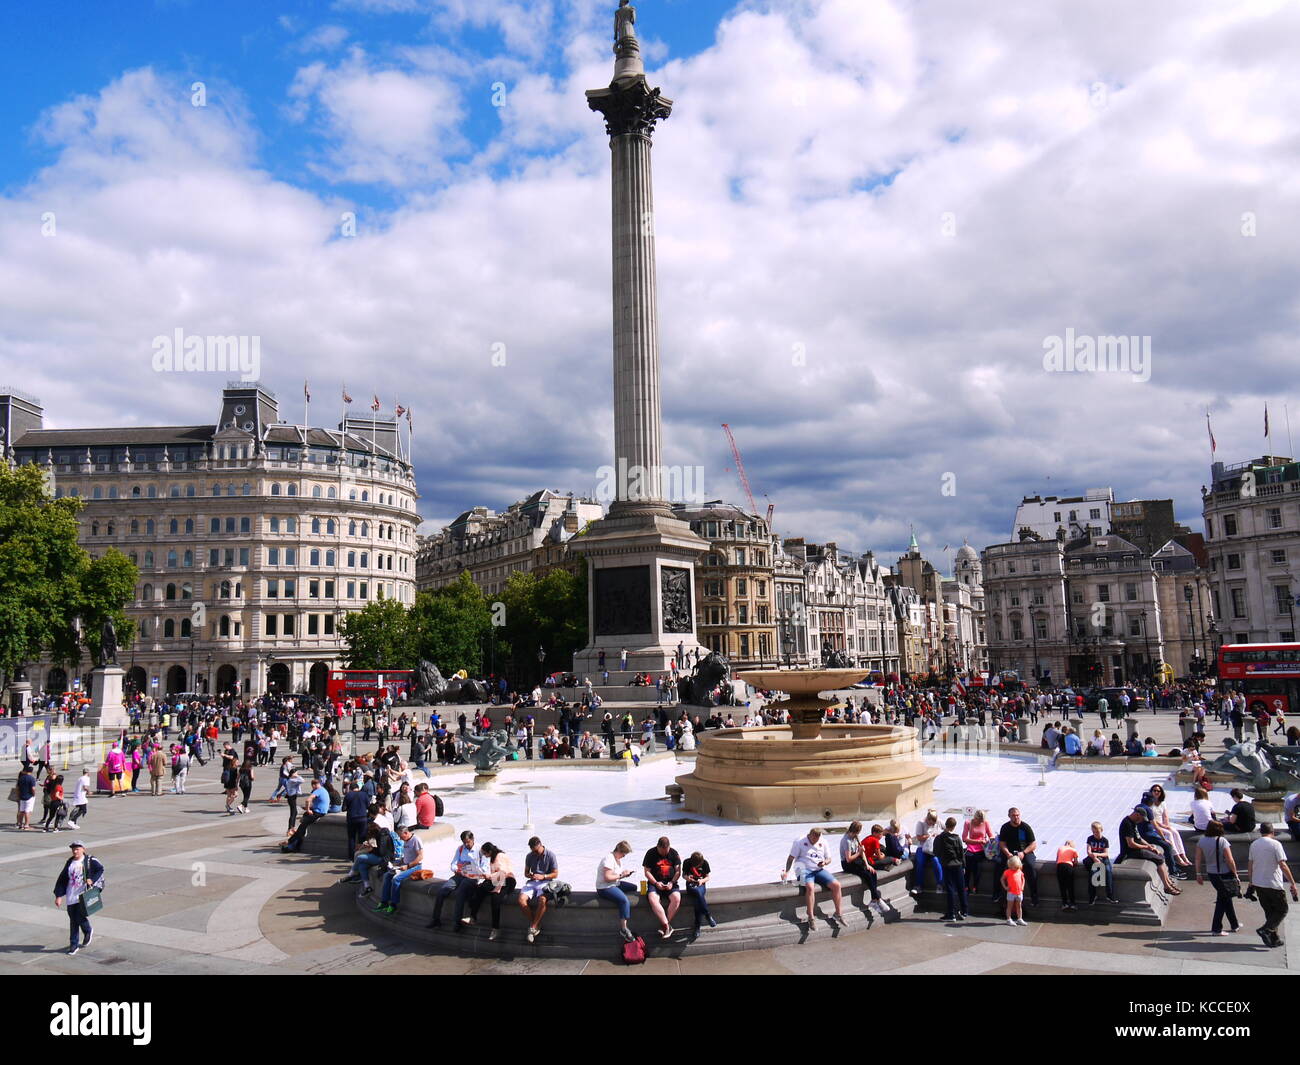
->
[434, 793, 445, 818]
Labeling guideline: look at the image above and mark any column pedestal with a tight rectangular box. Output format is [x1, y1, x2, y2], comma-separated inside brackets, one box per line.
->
[82, 666, 129, 730]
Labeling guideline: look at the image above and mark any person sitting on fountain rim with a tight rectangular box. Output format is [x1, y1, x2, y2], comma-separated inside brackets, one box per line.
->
[840, 820, 888, 915]
[642, 836, 683, 938]
[518, 836, 559, 944]
[429, 830, 486, 928]
[783, 827, 845, 930]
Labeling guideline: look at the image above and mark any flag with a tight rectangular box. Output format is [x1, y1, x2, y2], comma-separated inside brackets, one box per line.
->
[1206, 411, 1216, 454]
[952, 676, 966, 697]
[395, 403, 406, 418]
[371, 395, 381, 412]
[304, 381, 311, 402]
[342, 388, 353, 405]
[406, 407, 412, 431]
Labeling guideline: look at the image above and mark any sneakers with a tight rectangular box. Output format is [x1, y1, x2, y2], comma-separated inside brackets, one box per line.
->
[66, 945, 80, 955]
[955, 914, 966, 921]
[1016, 918, 1028, 926]
[83, 932, 92, 948]
[459, 916, 474, 926]
[872, 900, 888, 916]
[527, 928, 538, 944]
[359, 885, 373, 897]
[488, 930, 499, 942]
[620, 927, 635, 943]
[1007, 918, 1016, 926]
[340, 875, 360, 884]
[706, 915, 717, 928]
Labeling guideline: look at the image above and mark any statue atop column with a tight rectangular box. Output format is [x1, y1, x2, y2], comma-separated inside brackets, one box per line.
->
[615, 1, 638, 54]
[98, 618, 119, 667]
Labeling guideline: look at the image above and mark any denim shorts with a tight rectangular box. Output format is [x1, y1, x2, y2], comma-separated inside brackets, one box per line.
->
[803, 868, 835, 888]
[1005, 892, 1023, 902]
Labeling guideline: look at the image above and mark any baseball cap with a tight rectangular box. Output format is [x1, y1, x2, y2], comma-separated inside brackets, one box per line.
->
[68, 840, 86, 849]
[1131, 805, 1148, 817]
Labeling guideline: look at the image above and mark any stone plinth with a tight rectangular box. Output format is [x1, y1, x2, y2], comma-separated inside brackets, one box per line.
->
[677, 724, 938, 825]
[81, 666, 128, 730]
[473, 770, 500, 791]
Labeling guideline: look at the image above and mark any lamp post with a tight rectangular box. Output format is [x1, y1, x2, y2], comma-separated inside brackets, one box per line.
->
[1029, 610, 1040, 683]
[189, 633, 197, 694]
[264, 652, 276, 696]
[1207, 618, 1220, 676]
[1139, 609, 1152, 681]
[205, 652, 213, 695]
[1184, 584, 1197, 678]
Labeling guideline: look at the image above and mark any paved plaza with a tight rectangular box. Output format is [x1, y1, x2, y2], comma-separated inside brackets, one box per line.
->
[1, 707, 1296, 976]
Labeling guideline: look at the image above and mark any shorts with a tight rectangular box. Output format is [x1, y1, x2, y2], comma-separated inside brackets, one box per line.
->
[653, 887, 680, 905]
[802, 868, 835, 889]
[519, 880, 549, 901]
[18, 798, 35, 814]
[1128, 849, 1164, 865]
[1005, 892, 1023, 902]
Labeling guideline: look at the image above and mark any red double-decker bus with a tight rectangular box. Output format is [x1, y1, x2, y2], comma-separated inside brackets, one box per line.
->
[326, 669, 413, 707]
[1217, 643, 1300, 717]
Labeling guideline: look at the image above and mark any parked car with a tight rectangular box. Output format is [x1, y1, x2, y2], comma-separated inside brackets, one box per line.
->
[1084, 686, 1131, 712]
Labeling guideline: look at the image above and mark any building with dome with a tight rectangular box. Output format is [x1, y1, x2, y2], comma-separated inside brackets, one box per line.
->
[2, 384, 420, 699]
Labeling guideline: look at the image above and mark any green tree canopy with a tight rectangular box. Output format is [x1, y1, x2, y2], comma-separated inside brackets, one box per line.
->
[495, 565, 587, 681]
[340, 599, 415, 669]
[410, 571, 492, 676]
[0, 463, 138, 683]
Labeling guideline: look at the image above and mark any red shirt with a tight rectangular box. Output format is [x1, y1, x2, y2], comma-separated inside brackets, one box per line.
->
[862, 835, 885, 864]
[415, 792, 436, 827]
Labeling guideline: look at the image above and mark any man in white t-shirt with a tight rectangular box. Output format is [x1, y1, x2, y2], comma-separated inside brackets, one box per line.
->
[1248, 822, 1298, 948]
[68, 770, 91, 827]
[782, 828, 844, 930]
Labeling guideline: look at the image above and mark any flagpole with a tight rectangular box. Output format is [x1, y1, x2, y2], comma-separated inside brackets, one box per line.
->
[1268, 403, 1275, 463]
[303, 382, 310, 433]
[1287, 403, 1294, 459]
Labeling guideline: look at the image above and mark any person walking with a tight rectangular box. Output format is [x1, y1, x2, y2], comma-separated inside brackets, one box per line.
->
[67, 768, 90, 828]
[1195, 820, 1241, 935]
[172, 746, 190, 795]
[148, 744, 167, 796]
[237, 757, 255, 813]
[1248, 823, 1298, 948]
[14, 763, 37, 831]
[54, 840, 104, 955]
[41, 775, 67, 833]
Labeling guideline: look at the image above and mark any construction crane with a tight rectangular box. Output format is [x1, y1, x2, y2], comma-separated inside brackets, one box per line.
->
[721, 423, 760, 518]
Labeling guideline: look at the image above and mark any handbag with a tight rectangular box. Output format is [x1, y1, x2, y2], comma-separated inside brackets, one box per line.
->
[983, 836, 999, 861]
[81, 859, 103, 916]
[6, 787, 17, 804]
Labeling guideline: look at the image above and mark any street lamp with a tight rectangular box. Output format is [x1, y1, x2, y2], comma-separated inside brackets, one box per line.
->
[205, 652, 213, 694]
[189, 632, 197, 694]
[1138, 609, 1152, 681]
[1029, 610, 1040, 683]
[1184, 585, 1197, 675]
[265, 652, 276, 696]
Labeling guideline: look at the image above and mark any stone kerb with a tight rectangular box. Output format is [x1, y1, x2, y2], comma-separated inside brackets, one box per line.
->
[298, 813, 455, 860]
[1184, 828, 1300, 867]
[351, 862, 920, 958]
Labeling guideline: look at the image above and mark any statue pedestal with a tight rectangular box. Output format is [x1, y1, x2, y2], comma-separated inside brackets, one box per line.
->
[473, 770, 500, 791]
[82, 666, 128, 730]
[8, 680, 32, 715]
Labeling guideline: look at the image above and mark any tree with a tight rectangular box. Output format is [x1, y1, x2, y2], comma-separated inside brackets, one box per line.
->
[411, 571, 492, 677]
[0, 463, 138, 689]
[340, 599, 415, 669]
[495, 565, 588, 682]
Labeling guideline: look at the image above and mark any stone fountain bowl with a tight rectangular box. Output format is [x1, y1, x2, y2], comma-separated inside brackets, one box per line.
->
[736, 668, 869, 697]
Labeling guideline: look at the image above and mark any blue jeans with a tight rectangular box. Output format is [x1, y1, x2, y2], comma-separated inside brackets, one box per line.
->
[941, 868, 968, 916]
[381, 865, 422, 906]
[351, 852, 384, 882]
[686, 883, 710, 929]
[67, 900, 91, 947]
[346, 819, 367, 860]
[911, 850, 943, 891]
[598, 882, 636, 920]
[431, 875, 477, 924]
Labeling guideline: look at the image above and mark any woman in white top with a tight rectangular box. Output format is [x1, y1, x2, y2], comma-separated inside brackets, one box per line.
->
[1088, 730, 1106, 756]
[1189, 786, 1215, 832]
[596, 841, 638, 942]
[1147, 783, 1192, 867]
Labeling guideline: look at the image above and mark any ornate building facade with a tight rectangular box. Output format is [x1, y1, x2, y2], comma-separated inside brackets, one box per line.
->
[3, 385, 420, 698]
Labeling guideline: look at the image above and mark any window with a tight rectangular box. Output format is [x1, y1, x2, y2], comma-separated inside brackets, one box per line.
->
[359, 582, 368, 600]
[346, 581, 356, 599]
[182, 550, 192, 567]
[312, 485, 322, 498]
[1090, 508, 1101, 520]
[165, 583, 177, 600]
[1227, 553, 1242, 571]
[143, 550, 154, 567]
[737, 604, 748, 623]
[310, 549, 320, 566]
[1125, 583, 1138, 601]
[359, 552, 367, 568]
[756, 580, 766, 597]
[271, 483, 280, 496]
[283, 615, 295, 636]
[286, 517, 296, 532]
[347, 551, 356, 567]
[1031, 560, 1040, 572]
[1097, 585, 1110, 602]
[736, 578, 747, 596]
[142, 583, 153, 601]
[735, 548, 746, 566]
[184, 519, 193, 534]
[1129, 618, 1142, 637]
[325, 550, 335, 566]
[269, 548, 280, 565]
[1008, 562, 1017, 573]
[312, 518, 321, 534]
[169, 519, 179, 535]
[270, 517, 280, 533]
[1267, 507, 1283, 530]
[180, 582, 192, 600]
[1276, 585, 1293, 616]
[1053, 512, 1061, 523]
[208, 549, 219, 565]
[285, 549, 296, 565]
[1231, 588, 1246, 619]
[265, 615, 277, 636]
[1011, 620, 1023, 640]
[1031, 591, 1044, 605]
[240, 517, 250, 533]
[349, 521, 357, 536]
[1224, 514, 1238, 536]
[308, 614, 319, 635]
[210, 518, 220, 533]
[166, 550, 177, 568]
[267, 579, 279, 598]
[324, 615, 335, 635]
[239, 547, 249, 566]
[219, 615, 231, 636]
[284, 579, 296, 597]
[1273, 549, 1287, 565]
[131, 519, 139, 534]
[164, 619, 175, 638]
[287, 484, 297, 497]
[309, 580, 320, 599]
[324, 580, 334, 598]
[327, 519, 336, 534]
[224, 549, 234, 566]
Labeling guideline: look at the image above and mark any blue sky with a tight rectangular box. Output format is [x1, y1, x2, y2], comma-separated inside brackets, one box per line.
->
[0, 0, 1296, 568]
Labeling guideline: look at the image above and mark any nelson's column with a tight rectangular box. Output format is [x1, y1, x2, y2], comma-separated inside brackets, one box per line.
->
[571, 1, 709, 677]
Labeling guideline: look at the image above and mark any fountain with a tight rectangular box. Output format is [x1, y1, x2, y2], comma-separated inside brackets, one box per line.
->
[676, 669, 938, 825]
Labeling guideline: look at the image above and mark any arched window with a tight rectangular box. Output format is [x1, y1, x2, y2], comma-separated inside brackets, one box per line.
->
[165, 583, 176, 600]
[240, 517, 249, 533]
[226, 483, 235, 497]
[169, 519, 179, 535]
[164, 619, 175, 638]
[221, 580, 231, 598]
[312, 518, 321, 534]
[180, 618, 192, 638]
[360, 552, 368, 568]
[107, 522, 115, 536]
[182, 550, 192, 567]
[327, 519, 335, 534]
[211, 484, 221, 496]
[91, 521, 99, 536]
[146, 519, 155, 535]
[131, 486, 141, 497]
[170, 485, 180, 498]
[327, 486, 336, 499]
[131, 519, 139, 534]
[326, 550, 335, 566]
[287, 484, 297, 497]
[143, 550, 154, 568]
[181, 582, 192, 599]
[362, 490, 369, 502]
[361, 522, 369, 537]
[220, 615, 231, 637]
[310, 549, 320, 566]
[225, 517, 235, 533]
[242, 483, 251, 496]
[348, 521, 356, 536]
[312, 485, 322, 498]
[142, 583, 153, 601]
[184, 518, 194, 534]
[271, 483, 281, 496]
[186, 484, 195, 497]
[139, 619, 150, 638]
[167, 550, 177, 568]
[349, 489, 357, 500]
[347, 551, 356, 567]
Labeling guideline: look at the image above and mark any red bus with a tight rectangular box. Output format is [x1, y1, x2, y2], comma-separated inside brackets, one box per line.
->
[326, 669, 413, 707]
[1217, 643, 1300, 717]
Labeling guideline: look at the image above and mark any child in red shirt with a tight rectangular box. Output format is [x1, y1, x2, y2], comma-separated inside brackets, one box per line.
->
[1055, 841, 1079, 911]
[1002, 856, 1026, 926]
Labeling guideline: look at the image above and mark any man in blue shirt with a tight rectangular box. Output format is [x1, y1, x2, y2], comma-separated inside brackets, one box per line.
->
[429, 829, 485, 929]
[281, 778, 330, 853]
[518, 836, 559, 944]
[342, 782, 371, 859]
